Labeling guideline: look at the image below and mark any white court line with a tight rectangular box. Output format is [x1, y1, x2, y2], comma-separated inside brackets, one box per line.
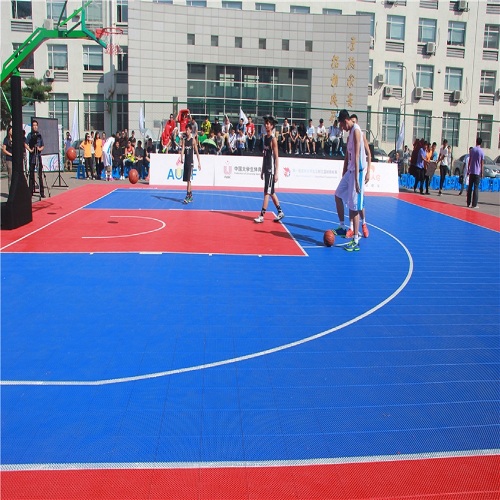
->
[0, 189, 119, 252]
[81, 215, 166, 239]
[1, 223, 413, 386]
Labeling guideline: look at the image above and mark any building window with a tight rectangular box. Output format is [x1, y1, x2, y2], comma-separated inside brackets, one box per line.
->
[282, 39, 289, 51]
[305, 40, 313, 52]
[477, 114, 492, 149]
[386, 15, 405, 41]
[12, 43, 34, 70]
[484, 25, 499, 49]
[46, 0, 66, 20]
[416, 64, 434, 89]
[117, 46, 128, 72]
[211, 35, 219, 47]
[222, 1, 242, 8]
[323, 8, 342, 15]
[480, 70, 496, 94]
[418, 18, 437, 43]
[357, 12, 375, 37]
[382, 108, 399, 143]
[290, 5, 310, 14]
[255, 2, 275, 11]
[85, 0, 103, 24]
[445, 67, 463, 91]
[442, 112, 460, 147]
[116, 94, 129, 132]
[187, 33, 195, 45]
[259, 38, 266, 49]
[83, 45, 103, 71]
[368, 59, 373, 84]
[48, 93, 69, 130]
[448, 21, 466, 46]
[12, 0, 32, 19]
[385, 61, 403, 86]
[83, 94, 104, 131]
[186, 0, 206, 5]
[235, 37, 242, 48]
[117, 0, 128, 22]
[47, 44, 68, 71]
[413, 110, 432, 142]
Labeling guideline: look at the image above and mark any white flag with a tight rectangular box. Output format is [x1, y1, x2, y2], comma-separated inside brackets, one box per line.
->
[70, 104, 79, 143]
[239, 107, 248, 125]
[396, 119, 405, 151]
[139, 105, 146, 134]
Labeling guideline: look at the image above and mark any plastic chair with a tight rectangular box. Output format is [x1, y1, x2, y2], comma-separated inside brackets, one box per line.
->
[76, 162, 85, 180]
[431, 175, 440, 190]
[492, 178, 500, 192]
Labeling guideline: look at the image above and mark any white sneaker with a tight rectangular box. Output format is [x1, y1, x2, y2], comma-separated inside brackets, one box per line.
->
[254, 215, 264, 223]
[273, 211, 285, 222]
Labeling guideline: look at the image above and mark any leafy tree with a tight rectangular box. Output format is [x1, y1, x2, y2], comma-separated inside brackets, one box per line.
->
[1, 77, 52, 130]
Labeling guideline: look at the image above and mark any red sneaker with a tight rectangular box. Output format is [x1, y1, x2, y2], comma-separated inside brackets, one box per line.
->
[346, 228, 354, 238]
[362, 223, 369, 238]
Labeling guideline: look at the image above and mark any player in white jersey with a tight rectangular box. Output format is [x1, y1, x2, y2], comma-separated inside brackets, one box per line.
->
[335, 109, 367, 252]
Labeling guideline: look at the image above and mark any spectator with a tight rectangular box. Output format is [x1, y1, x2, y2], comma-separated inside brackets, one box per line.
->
[64, 131, 73, 171]
[145, 138, 156, 181]
[437, 139, 450, 196]
[246, 116, 256, 153]
[316, 118, 327, 156]
[237, 128, 246, 155]
[134, 140, 145, 178]
[227, 128, 237, 154]
[112, 139, 124, 179]
[289, 122, 299, 155]
[79, 132, 94, 180]
[280, 118, 291, 154]
[297, 122, 307, 155]
[328, 120, 342, 157]
[402, 145, 411, 174]
[2, 126, 13, 190]
[201, 116, 211, 137]
[466, 137, 484, 208]
[306, 119, 316, 155]
[211, 117, 222, 136]
[94, 132, 103, 180]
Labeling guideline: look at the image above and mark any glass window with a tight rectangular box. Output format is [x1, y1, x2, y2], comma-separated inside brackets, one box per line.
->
[188, 63, 205, 78]
[418, 18, 437, 43]
[211, 35, 219, 47]
[259, 38, 266, 49]
[385, 61, 403, 86]
[290, 5, 310, 14]
[382, 108, 399, 143]
[413, 110, 432, 142]
[85, 0, 102, 23]
[117, 0, 128, 22]
[480, 70, 496, 94]
[368, 59, 373, 84]
[12, 43, 34, 70]
[255, 2, 275, 11]
[12, 0, 32, 19]
[83, 45, 103, 71]
[282, 39, 289, 51]
[48, 93, 69, 130]
[484, 25, 499, 49]
[323, 8, 341, 15]
[442, 112, 460, 147]
[235, 37, 242, 48]
[117, 46, 128, 72]
[83, 94, 104, 131]
[222, 1, 242, 9]
[416, 65, 434, 89]
[48, 44, 68, 71]
[187, 33, 195, 45]
[448, 21, 466, 46]
[477, 114, 492, 149]
[46, 0, 66, 20]
[387, 15, 405, 41]
[445, 67, 463, 91]
[186, 0, 206, 5]
[305, 40, 313, 52]
[357, 12, 375, 37]
[116, 94, 128, 132]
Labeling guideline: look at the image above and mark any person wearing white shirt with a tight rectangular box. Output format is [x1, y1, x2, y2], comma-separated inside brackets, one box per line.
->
[306, 119, 316, 155]
[316, 118, 327, 156]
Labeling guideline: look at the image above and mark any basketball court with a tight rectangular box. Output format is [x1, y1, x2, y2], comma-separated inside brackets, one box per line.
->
[1, 183, 499, 499]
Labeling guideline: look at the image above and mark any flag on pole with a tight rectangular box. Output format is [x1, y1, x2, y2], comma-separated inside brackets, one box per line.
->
[139, 105, 146, 135]
[70, 104, 79, 143]
[239, 107, 248, 125]
[396, 119, 405, 151]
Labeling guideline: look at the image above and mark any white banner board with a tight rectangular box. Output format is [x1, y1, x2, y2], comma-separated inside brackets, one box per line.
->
[149, 154, 399, 194]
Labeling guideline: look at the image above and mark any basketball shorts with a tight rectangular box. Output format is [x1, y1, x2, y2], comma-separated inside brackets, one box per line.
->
[264, 170, 275, 195]
[183, 162, 193, 182]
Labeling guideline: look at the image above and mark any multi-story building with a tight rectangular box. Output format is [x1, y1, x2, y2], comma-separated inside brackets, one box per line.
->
[2, 0, 499, 158]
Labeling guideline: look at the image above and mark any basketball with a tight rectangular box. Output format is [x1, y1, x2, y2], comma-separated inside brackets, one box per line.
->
[66, 147, 77, 161]
[128, 168, 139, 184]
[323, 229, 335, 247]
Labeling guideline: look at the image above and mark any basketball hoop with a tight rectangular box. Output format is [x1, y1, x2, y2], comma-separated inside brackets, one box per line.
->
[95, 27, 124, 55]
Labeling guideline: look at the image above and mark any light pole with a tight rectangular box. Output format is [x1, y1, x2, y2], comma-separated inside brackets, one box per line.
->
[397, 63, 407, 151]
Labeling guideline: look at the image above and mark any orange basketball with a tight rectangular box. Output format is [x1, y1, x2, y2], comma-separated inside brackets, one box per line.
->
[323, 229, 335, 247]
[66, 147, 77, 161]
[128, 168, 139, 184]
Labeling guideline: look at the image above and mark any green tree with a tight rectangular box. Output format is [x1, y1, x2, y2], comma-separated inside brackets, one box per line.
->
[1, 77, 52, 130]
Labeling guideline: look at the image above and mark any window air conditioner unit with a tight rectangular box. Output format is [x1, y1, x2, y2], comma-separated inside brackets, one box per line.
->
[457, 0, 468, 11]
[415, 87, 424, 99]
[376, 74, 385, 85]
[426, 42, 436, 55]
[452, 90, 462, 102]
[386, 0, 396, 4]
[384, 85, 393, 97]
[44, 69, 55, 81]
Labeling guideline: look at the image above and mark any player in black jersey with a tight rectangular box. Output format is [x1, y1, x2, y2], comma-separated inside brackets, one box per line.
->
[180, 123, 201, 204]
[254, 115, 285, 223]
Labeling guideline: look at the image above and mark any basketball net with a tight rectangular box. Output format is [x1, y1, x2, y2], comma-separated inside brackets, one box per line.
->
[95, 27, 123, 55]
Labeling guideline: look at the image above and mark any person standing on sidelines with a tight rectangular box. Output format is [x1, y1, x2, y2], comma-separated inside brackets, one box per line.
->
[180, 123, 201, 204]
[254, 115, 285, 223]
[466, 137, 484, 209]
[437, 139, 450, 195]
[26, 120, 45, 196]
[334, 109, 367, 252]
[458, 146, 472, 196]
